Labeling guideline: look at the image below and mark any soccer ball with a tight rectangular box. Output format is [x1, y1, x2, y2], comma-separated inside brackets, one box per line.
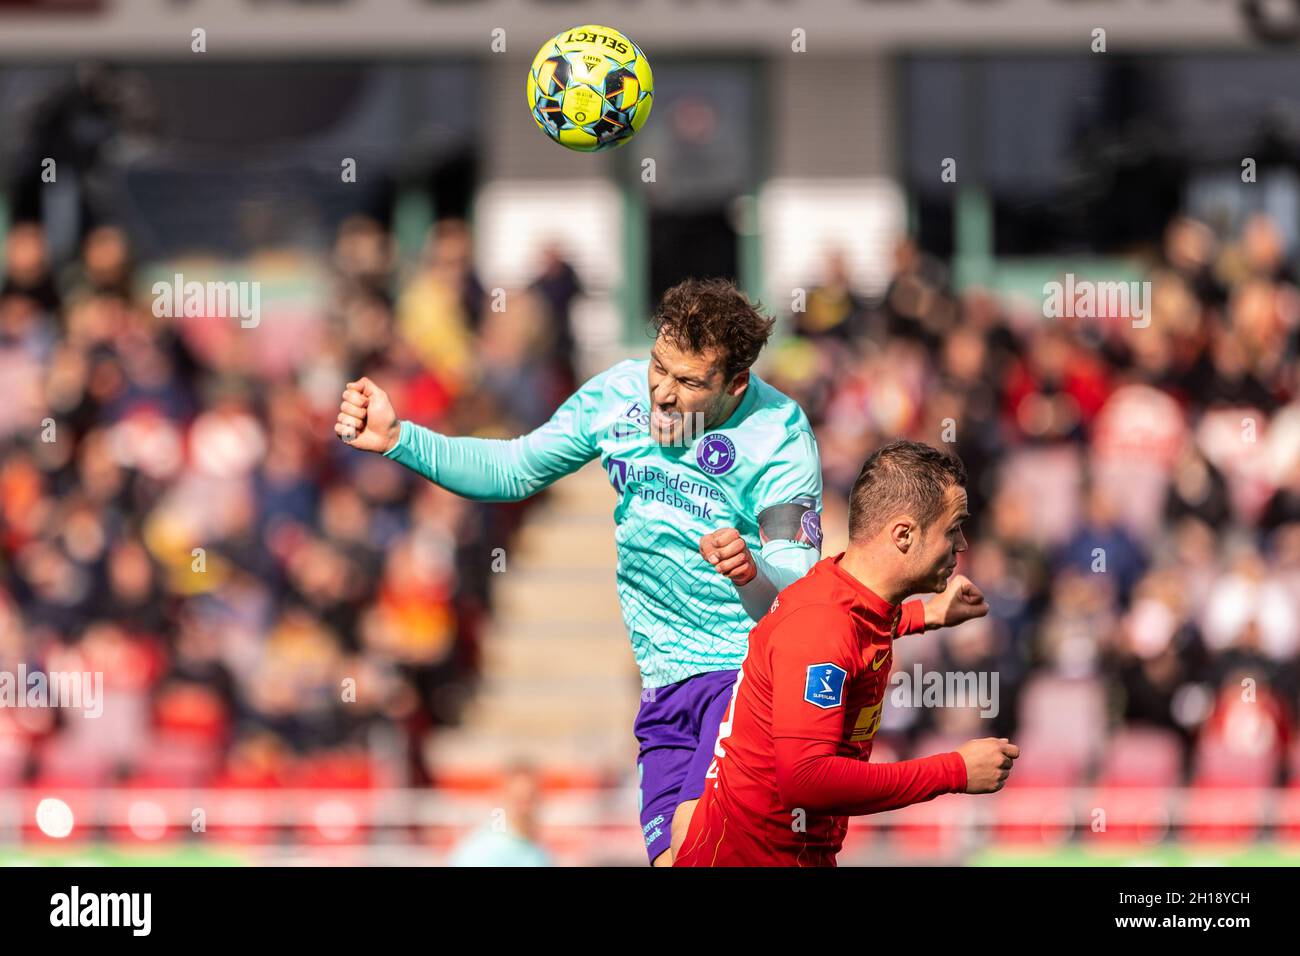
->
[526, 24, 654, 152]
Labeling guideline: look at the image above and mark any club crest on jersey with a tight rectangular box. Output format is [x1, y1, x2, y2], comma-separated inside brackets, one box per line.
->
[606, 455, 630, 494]
[804, 663, 847, 709]
[696, 434, 736, 476]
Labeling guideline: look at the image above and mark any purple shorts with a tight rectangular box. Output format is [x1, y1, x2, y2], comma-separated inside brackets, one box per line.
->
[633, 668, 739, 863]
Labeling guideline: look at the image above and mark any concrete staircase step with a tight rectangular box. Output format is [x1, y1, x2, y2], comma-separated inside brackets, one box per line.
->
[510, 523, 616, 566]
[487, 615, 626, 638]
[476, 673, 639, 701]
[493, 573, 623, 618]
[426, 730, 637, 777]
[462, 684, 640, 737]
[483, 634, 636, 679]
[441, 459, 638, 775]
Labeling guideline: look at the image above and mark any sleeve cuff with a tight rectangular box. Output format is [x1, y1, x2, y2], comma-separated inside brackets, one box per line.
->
[382, 420, 439, 484]
[941, 751, 967, 793]
[381, 420, 409, 460]
[897, 599, 927, 636]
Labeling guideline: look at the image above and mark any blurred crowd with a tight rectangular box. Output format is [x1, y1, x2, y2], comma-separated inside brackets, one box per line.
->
[770, 214, 1300, 789]
[3, 199, 1300, 808]
[0, 213, 581, 791]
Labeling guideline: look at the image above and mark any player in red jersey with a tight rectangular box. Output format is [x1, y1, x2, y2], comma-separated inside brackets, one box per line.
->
[675, 439, 1020, 867]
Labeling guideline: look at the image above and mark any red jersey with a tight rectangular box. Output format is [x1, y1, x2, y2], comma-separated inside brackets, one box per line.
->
[675, 553, 967, 867]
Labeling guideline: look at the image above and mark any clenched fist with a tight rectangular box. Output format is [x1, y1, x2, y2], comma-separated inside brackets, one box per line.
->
[923, 574, 990, 630]
[956, 737, 1020, 794]
[700, 528, 757, 587]
[336, 377, 401, 454]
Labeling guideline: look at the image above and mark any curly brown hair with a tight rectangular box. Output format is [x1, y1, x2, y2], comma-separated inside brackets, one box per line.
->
[649, 277, 776, 381]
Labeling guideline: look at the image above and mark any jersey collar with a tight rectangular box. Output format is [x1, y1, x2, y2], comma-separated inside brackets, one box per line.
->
[826, 552, 901, 623]
[713, 374, 759, 431]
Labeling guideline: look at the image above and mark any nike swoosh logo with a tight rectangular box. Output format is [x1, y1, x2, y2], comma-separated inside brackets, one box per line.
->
[870, 651, 890, 671]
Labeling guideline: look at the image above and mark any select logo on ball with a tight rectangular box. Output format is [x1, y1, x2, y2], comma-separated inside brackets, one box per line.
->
[696, 435, 736, 476]
[526, 24, 654, 153]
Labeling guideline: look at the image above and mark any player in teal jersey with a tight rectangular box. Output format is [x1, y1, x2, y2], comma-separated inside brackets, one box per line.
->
[335, 278, 958, 864]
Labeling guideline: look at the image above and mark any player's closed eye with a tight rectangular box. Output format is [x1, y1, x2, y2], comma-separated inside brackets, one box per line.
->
[654, 361, 700, 390]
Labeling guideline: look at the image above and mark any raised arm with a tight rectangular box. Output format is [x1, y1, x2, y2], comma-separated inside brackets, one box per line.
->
[337, 373, 604, 502]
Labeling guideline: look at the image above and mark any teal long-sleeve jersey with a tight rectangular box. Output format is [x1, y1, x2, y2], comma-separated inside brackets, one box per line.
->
[384, 359, 823, 688]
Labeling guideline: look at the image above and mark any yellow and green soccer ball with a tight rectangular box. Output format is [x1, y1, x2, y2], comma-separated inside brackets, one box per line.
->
[526, 24, 653, 152]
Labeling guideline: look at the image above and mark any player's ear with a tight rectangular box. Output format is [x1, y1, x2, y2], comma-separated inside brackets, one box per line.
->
[890, 517, 916, 554]
[726, 367, 749, 397]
